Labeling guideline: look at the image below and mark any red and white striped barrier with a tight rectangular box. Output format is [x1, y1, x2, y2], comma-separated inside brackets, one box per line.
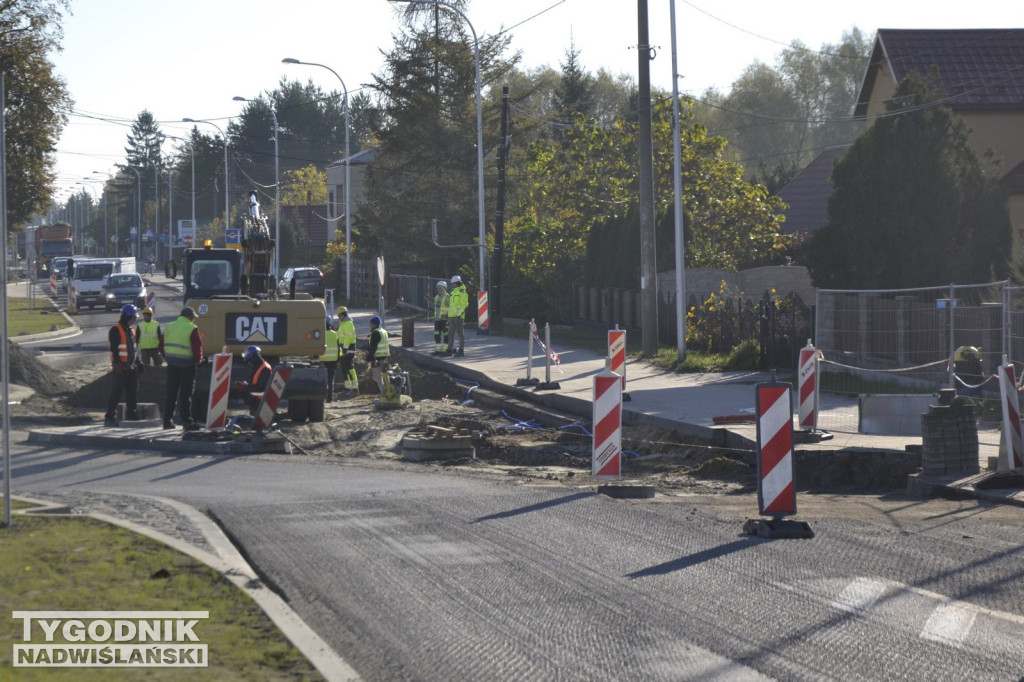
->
[145, 292, 156, 314]
[67, 287, 77, 314]
[592, 370, 622, 478]
[755, 382, 797, 515]
[50, 274, 57, 299]
[477, 291, 489, 331]
[797, 339, 819, 430]
[205, 351, 233, 429]
[253, 367, 291, 430]
[608, 328, 626, 389]
[996, 360, 1024, 471]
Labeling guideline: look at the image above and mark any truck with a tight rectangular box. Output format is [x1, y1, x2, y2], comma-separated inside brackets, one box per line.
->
[184, 191, 331, 423]
[28, 223, 74, 277]
[69, 256, 136, 311]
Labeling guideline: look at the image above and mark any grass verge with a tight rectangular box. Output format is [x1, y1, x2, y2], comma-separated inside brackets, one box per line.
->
[5, 297, 72, 337]
[0, 509, 323, 680]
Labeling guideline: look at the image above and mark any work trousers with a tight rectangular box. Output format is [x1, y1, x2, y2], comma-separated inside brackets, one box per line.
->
[105, 366, 139, 420]
[165, 363, 197, 425]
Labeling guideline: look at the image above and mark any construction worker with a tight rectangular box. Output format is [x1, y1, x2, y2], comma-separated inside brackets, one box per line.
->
[448, 274, 468, 356]
[319, 316, 341, 402]
[336, 306, 359, 390]
[136, 306, 163, 367]
[432, 280, 450, 354]
[104, 304, 141, 427]
[235, 345, 273, 413]
[162, 306, 203, 430]
[366, 315, 390, 394]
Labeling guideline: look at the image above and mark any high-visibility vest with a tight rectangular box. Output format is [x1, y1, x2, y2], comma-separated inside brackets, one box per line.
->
[338, 318, 357, 348]
[449, 285, 468, 318]
[372, 328, 390, 358]
[434, 292, 450, 319]
[319, 328, 340, 362]
[137, 319, 161, 350]
[252, 361, 272, 390]
[164, 316, 197, 361]
[109, 324, 132, 363]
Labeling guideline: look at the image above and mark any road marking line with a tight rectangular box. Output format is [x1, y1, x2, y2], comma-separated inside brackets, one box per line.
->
[832, 577, 887, 614]
[921, 602, 977, 646]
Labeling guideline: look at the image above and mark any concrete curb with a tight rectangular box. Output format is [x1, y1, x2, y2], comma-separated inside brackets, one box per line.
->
[12, 493, 359, 682]
[398, 347, 757, 452]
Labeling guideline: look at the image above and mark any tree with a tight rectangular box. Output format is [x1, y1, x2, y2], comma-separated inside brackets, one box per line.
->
[506, 95, 788, 321]
[1, 0, 72, 226]
[696, 29, 871, 184]
[280, 165, 326, 206]
[360, 8, 517, 279]
[123, 110, 164, 231]
[807, 71, 1011, 289]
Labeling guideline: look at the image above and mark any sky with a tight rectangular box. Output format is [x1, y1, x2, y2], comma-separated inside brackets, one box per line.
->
[49, 0, 1019, 203]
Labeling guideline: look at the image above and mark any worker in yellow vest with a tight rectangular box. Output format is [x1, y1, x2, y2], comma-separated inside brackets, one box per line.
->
[136, 306, 163, 366]
[337, 306, 359, 390]
[319, 316, 341, 402]
[366, 315, 390, 394]
[432, 280, 450, 354]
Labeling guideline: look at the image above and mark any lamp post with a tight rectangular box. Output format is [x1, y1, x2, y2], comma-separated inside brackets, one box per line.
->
[79, 180, 103, 255]
[282, 57, 351, 301]
[233, 96, 280, 278]
[119, 166, 141, 258]
[386, 0, 485, 292]
[91, 172, 109, 256]
[182, 118, 230, 233]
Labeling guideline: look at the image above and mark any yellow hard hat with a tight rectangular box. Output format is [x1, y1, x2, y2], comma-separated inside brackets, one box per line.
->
[336, 306, 348, 315]
[141, 307, 153, 314]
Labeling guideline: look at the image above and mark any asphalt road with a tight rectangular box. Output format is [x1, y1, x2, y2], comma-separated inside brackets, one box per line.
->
[10, 437, 1024, 681]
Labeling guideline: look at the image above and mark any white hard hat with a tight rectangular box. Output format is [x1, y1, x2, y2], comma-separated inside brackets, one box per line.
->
[450, 275, 462, 284]
[436, 280, 447, 289]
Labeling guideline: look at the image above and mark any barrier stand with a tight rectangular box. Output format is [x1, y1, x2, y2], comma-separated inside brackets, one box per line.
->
[996, 357, 1024, 472]
[66, 286, 77, 314]
[253, 366, 292, 431]
[49, 273, 57, 299]
[515, 318, 540, 387]
[607, 326, 631, 402]
[476, 291, 489, 335]
[794, 339, 832, 443]
[743, 374, 814, 538]
[205, 349, 233, 429]
[535, 322, 561, 391]
[593, 369, 654, 498]
[592, 370, 622, 479]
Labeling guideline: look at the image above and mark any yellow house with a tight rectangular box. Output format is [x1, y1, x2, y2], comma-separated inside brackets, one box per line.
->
[854, 29, 1024, 246]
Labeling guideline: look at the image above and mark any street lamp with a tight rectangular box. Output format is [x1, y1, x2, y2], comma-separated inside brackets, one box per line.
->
[386, 0, 486, 292]
[182, 118, 230, 232]
[118, 165, 141, 258]
[282, 57, 351, 301]
[91, 172, 109, 256]
[233, 95, 280, 278]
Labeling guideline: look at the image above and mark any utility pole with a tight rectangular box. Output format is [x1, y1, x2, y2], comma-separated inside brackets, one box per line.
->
[637, 0, 659, 357]
[492, 86, 510, 333]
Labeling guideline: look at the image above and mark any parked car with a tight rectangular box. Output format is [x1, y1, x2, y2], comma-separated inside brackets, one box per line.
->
[278, 267, 325, 298]
[104, 272, 147, 311]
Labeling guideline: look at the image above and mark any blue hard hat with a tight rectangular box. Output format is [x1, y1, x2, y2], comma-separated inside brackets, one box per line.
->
[370, 315, 382, 326]
[243, 345, 261, 362]
[121, 304, 138, 317]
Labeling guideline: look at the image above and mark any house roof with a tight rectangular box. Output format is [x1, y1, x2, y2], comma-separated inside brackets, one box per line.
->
[776, 146, 850, 235]
[327, 148, 376, 169]
[856, 29, 1024, 116]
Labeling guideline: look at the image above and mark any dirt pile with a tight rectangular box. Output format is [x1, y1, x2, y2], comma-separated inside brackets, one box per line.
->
[5, 340, 74, 396]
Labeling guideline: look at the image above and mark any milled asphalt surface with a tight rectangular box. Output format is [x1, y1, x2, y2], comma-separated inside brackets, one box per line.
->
[7, 276, 1024, 680]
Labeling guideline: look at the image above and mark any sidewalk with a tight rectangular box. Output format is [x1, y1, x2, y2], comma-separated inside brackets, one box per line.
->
[377, 311, 1024, 508]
